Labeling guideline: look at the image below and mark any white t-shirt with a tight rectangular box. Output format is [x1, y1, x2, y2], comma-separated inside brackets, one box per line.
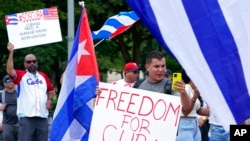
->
[112, 79, 135, 88]
[209, 112, 222, 125]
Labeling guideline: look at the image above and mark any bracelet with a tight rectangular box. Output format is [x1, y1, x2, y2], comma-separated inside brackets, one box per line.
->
[201, 116, 208, 121]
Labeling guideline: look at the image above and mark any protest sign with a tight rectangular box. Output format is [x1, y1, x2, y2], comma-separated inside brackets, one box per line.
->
[89, 82, 181, 141]
[5, 7, 62, 49]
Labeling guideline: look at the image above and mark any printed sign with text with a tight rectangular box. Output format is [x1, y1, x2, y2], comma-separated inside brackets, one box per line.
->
[89, 82, 182, 141]
[5, 7, 62, 49]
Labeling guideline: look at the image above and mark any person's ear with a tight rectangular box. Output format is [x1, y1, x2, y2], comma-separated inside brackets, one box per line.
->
[145, 64, 149, 71]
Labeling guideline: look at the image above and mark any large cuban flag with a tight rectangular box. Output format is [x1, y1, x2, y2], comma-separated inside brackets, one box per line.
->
[50, 5, 99, 141]
[91, 11, 139, 40]
[127, 0, 250, 131]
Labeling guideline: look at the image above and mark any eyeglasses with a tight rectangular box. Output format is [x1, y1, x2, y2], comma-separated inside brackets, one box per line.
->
[25, 60, 37, 64]
[131, 70, 139, 74]
[4, 79, 12, 83]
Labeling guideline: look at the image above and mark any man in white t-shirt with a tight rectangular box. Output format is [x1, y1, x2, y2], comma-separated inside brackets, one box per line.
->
[112, 62, 140, 87]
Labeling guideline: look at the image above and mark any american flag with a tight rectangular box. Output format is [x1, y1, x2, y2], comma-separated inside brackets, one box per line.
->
[43, 7, 59, 20]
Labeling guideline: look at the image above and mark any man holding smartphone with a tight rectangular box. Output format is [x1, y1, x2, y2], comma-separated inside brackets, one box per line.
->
[133, 50, 191, 115]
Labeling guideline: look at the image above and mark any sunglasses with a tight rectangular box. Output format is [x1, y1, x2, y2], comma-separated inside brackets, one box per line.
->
[131, 70, 139, 74]
[25, 60, 37, 64]
[4, 79, 12, 83]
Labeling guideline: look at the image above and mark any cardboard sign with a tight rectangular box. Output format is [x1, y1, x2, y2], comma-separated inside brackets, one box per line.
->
[5, 7, 62, 49]
[89, 82, 182, 141]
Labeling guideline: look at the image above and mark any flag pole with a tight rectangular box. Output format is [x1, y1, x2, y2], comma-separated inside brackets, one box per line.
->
[94, 39, 105, 47]
[79, 1, 85, 7]
[67, 0, 74, 60]
[79, 1, 104, 48]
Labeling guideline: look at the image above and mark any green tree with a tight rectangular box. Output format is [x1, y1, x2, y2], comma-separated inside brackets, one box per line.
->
[85, 0, 181, 78]
[0, 0, 181, 93]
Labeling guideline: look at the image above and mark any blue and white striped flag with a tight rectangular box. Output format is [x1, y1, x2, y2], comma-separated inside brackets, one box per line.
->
[127, 0, 250, 131]
[5, 14, 18, 25]
[91, 11, 139, 40]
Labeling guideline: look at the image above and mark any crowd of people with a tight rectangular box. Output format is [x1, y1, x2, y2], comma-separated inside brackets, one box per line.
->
[1, 42, 249, 141]
[109, 50, 235, 141]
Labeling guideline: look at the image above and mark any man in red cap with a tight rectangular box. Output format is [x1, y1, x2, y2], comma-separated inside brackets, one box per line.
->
[112, 62, 140, 87]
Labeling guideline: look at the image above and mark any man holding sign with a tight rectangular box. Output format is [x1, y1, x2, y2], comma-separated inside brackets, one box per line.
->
[6, 42, 54, 141]
[90, 50, 192, 141]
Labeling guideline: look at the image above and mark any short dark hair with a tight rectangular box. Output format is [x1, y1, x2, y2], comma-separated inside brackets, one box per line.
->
[146, 50, 165, 64]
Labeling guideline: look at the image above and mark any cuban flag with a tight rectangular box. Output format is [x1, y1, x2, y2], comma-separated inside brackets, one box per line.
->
[5, 14, 18, 25]
[50, 6, 99, 141]
[91, 11, 139, 40]
[127, 0, 250, 131]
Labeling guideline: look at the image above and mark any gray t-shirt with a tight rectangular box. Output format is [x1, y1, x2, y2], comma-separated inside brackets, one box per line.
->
[137, 78, 170, 94]
[0, 90, 18, 124]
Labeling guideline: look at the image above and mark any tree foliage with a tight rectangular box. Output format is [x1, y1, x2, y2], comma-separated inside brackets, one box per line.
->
[0, 0, 181, 93]
[0, 0, 68, 92]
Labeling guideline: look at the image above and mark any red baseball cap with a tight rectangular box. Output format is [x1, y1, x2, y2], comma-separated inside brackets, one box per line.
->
[124, 62, 140, 71]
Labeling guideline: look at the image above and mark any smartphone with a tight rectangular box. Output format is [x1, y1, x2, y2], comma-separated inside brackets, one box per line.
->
[172, 73, 182, 90]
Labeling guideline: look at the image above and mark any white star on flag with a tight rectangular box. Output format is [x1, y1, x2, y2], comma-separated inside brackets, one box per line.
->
[77, 39, 90, 64]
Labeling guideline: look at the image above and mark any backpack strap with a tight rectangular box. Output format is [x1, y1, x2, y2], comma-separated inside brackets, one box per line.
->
[0, 90, 5, 104]
[164, 79, 172, 95]
[133, 78, 146, 88]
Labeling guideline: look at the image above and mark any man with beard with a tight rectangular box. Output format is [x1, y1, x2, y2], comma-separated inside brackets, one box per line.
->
[6, 42, 54, 141]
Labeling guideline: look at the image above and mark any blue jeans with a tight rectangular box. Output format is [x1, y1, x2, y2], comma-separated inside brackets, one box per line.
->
[176, 118, 201, 141]
[209, 124, 229, 141]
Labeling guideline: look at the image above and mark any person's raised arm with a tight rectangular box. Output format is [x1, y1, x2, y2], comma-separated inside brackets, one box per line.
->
[6, 42, 16, 78]
[174, 81, 192, 115]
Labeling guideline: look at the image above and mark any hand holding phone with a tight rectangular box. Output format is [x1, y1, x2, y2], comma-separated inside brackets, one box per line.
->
[172, 73, 182, 91]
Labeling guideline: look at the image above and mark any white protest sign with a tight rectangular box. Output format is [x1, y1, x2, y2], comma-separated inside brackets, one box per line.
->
[89, 82, 182, 141]
[5, 7, 62, 49]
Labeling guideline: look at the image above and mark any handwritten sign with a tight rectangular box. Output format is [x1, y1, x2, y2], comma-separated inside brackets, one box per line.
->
[89, 82, 182, 141]
[5, 7, 62, 49]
